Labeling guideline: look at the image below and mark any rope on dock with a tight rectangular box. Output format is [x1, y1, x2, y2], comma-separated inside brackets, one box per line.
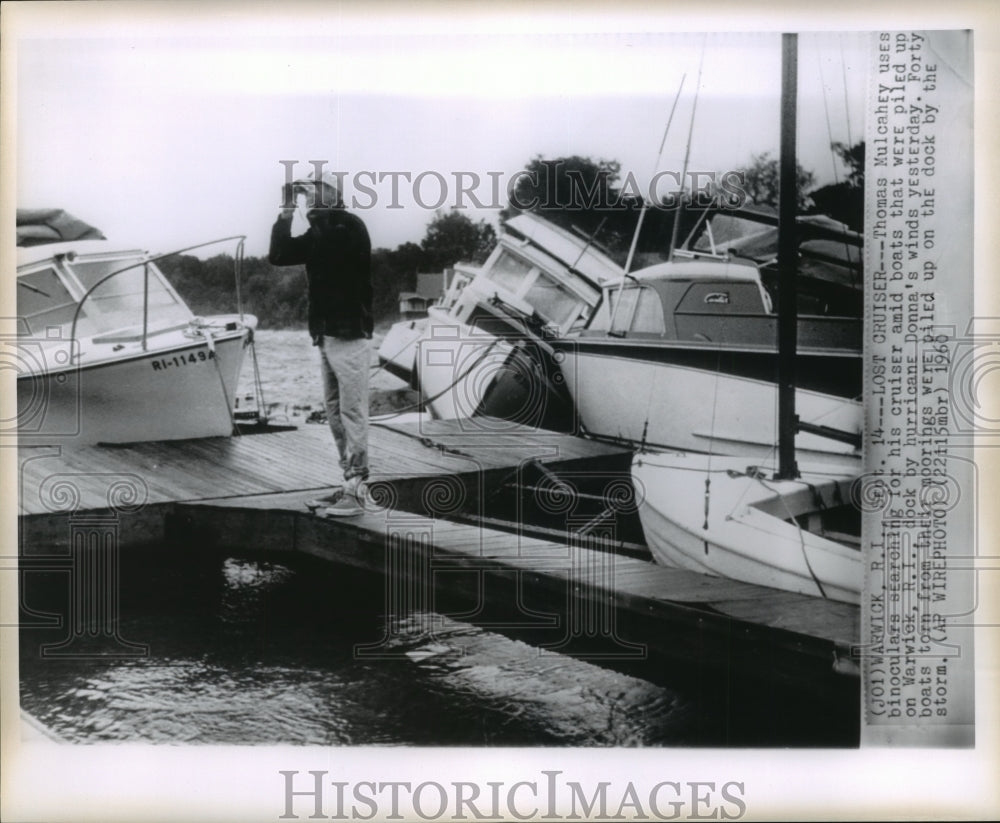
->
[369, 419, 475, 459]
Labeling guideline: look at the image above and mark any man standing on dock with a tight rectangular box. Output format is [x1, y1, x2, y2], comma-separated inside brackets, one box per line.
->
[269, 169, 373, 516]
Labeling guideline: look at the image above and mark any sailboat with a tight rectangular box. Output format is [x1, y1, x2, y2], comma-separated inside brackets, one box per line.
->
[631, 34, 862, 604]
[633, 449, 861, 603]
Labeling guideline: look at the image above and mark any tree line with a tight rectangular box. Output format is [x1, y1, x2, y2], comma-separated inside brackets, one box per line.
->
[159, 142, 863, 329]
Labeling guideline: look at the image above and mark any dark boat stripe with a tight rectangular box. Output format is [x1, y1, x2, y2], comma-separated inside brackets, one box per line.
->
[553, 338, 861, 398]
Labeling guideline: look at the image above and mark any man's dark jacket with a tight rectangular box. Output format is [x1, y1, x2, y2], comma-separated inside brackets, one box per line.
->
[268, 208, 373, 342]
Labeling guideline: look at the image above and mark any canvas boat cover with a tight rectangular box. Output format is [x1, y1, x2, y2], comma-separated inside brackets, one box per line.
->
[16, 208, 106, 247]
[694, 208, 862, 290]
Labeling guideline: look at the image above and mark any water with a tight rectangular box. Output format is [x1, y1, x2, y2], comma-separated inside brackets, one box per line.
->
[19, 547, 857, 746]
[20, 549, 687, 745]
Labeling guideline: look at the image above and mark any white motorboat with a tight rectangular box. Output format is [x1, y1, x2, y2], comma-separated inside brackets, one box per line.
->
[553, 245, 862, 465]
[378, 212, 622, 429]
[13, 216, 257, 446]
[546, 29, 862, 464]
[632, 451, 861, 604]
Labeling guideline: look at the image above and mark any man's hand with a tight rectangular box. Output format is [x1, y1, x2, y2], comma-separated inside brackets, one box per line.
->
[278, 183, 297, 218]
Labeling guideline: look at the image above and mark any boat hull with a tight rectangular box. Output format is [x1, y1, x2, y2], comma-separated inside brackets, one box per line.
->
[15, 317, 254, 446]
[633, 451, 861, 604]
[377, 317, 425, 387]
[415, 308, 574, 430]
[557, 339, 860, 464]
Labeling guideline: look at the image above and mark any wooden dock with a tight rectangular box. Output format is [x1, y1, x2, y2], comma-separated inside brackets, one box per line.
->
[18, 418, 630, 515]
[16, 420, 859, 694]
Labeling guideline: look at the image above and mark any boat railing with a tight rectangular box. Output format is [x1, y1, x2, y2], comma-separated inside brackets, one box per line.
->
[69, 235, 247, 355]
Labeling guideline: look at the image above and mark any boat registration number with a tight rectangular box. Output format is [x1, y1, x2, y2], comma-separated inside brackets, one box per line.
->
[151, 349, 216, 371]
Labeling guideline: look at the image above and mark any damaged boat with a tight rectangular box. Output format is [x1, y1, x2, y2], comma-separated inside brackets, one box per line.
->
[377, 212, 622, 430]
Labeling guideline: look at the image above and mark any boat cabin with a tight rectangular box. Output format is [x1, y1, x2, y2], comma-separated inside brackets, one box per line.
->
[437, 214, 621, 336]
[583, 255, 861, 351]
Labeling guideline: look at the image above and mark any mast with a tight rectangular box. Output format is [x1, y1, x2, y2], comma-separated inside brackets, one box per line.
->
[668, 47, 705, 262]
[608, 74, 687, 336]
[624, 73, 686, 275]
[776, 32, 799, 480]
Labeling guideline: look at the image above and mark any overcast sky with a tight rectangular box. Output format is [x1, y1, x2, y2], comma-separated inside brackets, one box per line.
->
[14, 11, 867, 257]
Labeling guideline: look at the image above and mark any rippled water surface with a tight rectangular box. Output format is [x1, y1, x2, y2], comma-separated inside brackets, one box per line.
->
[20, 550, 691, 746]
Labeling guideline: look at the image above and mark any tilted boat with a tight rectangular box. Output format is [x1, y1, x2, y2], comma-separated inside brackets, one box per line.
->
[13, 209, 257, 445]
[377, 212, 622, 429]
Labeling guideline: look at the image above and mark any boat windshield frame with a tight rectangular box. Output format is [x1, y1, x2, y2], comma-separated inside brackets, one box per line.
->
[70, 254, 190, 336]
[66, 235, 246, 351]
[479, 239, 600, 331]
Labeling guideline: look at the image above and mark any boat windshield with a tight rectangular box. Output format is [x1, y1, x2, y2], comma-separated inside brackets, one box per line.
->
[483, 248, 594, 329]
[592, 285, 666, 335]
[439, 269, 473, 311]
[69, 255, 192, 337]
[487, 250, 534, 293]
[524, 271, 590, 328]
[17, 266, 81, 336]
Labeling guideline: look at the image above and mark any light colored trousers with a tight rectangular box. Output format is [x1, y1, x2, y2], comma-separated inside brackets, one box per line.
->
[318, 336, 370, 481]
